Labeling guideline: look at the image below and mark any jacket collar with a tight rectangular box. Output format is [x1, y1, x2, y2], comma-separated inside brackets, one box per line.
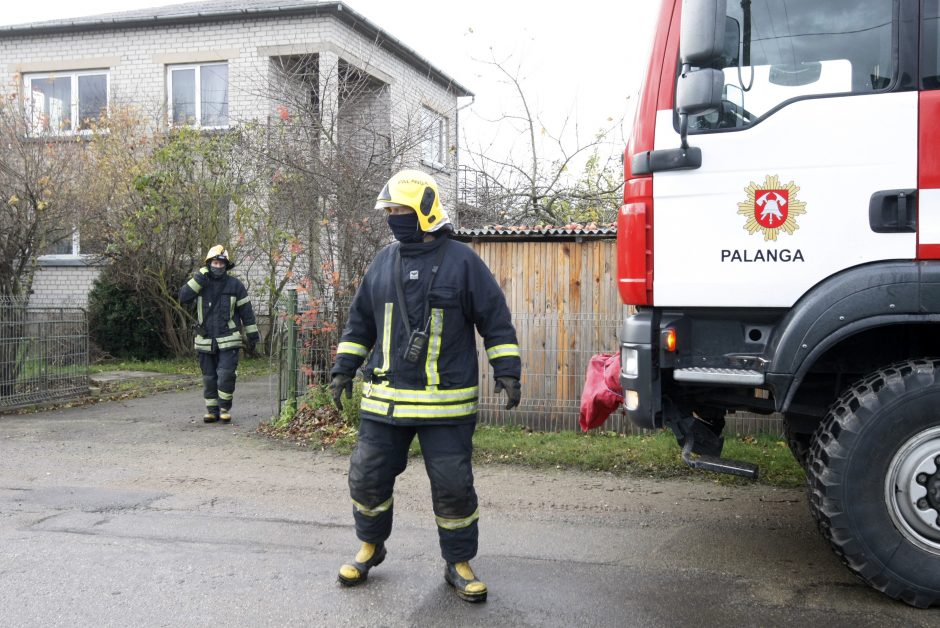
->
[398, 233, 449, 257]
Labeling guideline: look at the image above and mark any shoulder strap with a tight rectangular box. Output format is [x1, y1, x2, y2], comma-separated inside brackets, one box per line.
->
[393, 244, 412, 336]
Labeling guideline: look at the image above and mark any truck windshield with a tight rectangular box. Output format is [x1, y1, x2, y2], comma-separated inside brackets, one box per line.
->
[687, 0, 894, 131]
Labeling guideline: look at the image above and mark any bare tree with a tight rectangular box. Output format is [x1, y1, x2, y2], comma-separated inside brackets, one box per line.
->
[0, 78, 83, 298]
[235, 51, 439, 322]
[0, 76, 84, 396]
[460, 53, 624, 226]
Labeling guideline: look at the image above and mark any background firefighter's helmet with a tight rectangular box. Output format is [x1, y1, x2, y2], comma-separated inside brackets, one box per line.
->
[204, 244, 235, 269]
[375, 169, 451, 232]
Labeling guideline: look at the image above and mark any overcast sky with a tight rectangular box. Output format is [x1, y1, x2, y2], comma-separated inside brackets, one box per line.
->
[0, 0, 659, 164]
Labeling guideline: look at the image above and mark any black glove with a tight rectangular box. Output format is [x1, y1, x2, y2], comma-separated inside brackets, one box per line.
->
[331, 373, 354, 410]
[494, 376, 521, 410]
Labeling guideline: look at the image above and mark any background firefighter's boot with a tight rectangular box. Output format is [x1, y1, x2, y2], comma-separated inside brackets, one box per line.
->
[444, 561, 488, 603]
[338, 542, 386, 586]
[203, 412, 219, 423]
[219, 410, 231, 423]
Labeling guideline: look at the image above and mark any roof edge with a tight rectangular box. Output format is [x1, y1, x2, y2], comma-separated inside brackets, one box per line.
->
[0, 2, 473, 98]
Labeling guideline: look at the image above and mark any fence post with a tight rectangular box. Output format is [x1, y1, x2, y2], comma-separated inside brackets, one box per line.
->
[286, 288, 298, 409]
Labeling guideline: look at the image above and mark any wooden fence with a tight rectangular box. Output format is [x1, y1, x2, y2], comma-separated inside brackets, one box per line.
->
[458, 232, 784, 436]
[458, 234, 634, 432]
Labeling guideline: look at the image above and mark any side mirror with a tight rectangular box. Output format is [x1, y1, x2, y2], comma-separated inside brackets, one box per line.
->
[680, 0, 728, 66]
[677, 68, 724, 116]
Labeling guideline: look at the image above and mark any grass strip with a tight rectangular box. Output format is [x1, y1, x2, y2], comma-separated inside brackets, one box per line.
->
[258, 400, 805, 489]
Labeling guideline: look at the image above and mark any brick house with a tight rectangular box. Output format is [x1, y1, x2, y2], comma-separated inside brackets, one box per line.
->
[0, 0, 472, 307]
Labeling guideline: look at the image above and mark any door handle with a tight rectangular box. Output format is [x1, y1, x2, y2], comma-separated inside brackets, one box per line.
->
[869, 189, 917, 233]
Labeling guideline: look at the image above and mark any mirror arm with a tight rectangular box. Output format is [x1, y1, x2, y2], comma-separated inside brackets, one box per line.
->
[678, 63, 691, 150]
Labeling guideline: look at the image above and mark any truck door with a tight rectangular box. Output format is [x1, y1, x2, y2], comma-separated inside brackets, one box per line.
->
[652, 0, 917, 307]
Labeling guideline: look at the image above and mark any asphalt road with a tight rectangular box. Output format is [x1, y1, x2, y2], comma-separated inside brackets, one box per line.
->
[1, 377, 938, 627]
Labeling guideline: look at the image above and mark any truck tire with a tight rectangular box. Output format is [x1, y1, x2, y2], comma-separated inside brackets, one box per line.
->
[806, 359, 940, 607]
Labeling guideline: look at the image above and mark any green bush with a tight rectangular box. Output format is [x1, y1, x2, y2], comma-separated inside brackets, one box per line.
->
[88, 274, 168, 361]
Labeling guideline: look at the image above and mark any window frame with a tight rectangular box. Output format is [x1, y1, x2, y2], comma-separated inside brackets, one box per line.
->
[676, 0, 903, 136]
[166, 62, 230, 130]
[421, 106, 448, 170]
[24, 69, 110, 135]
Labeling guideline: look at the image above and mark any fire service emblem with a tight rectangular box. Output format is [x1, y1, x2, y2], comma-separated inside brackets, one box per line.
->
[737, 175, 807, 241]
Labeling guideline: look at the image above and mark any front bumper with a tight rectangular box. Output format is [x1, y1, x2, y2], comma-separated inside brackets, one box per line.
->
[620, 311, 661, 429]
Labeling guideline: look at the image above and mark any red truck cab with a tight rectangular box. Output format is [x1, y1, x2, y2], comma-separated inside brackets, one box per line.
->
[618, 0, 940, 607]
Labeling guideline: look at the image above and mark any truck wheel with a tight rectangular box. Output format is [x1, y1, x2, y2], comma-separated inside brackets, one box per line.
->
[807, 359, 940, 607]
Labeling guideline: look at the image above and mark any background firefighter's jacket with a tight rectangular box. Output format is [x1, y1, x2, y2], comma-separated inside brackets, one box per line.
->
[331, 236, 521, 426]
[179, 268, 260, 352]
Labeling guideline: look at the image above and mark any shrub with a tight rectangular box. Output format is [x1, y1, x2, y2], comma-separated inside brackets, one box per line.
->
[88, 273, 168, 361]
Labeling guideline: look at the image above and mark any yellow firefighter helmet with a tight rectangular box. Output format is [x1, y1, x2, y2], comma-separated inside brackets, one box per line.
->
[375, 169, 451, 232]
[204, 244, 234, 269]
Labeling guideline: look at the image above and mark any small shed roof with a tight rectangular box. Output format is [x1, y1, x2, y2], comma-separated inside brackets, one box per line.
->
[453, 223, 616, 242]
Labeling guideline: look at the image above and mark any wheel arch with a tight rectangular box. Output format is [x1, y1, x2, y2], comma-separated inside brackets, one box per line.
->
[764, 260, 940, 413]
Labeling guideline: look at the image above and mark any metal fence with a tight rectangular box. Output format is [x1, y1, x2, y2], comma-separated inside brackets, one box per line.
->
[271, 290, 352, 419]
[0, 297, 89, 410]
[273, 289, 784, 436]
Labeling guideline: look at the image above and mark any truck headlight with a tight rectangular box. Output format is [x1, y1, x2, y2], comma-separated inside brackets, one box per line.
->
[622, 347, 639, 377]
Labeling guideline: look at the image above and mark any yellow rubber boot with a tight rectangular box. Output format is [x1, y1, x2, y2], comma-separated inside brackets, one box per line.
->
[203, 412, 219, 423]
[338, 542, 386, 586]
[219, 411, 231, 423]
[444, 561, 488, 602]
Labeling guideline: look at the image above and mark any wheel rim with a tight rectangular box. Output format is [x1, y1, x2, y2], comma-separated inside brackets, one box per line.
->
[885, 426, 940, 555]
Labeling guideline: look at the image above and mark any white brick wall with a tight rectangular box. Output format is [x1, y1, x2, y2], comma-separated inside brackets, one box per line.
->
[0, 9, 465, 308]
[0, 12, 462, 202]
[29, 259, 105, 308]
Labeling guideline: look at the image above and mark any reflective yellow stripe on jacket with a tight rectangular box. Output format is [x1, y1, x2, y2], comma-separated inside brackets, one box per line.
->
[365, 383, 478, 403]
[373, 303, 393, 378]
[360, 397, 478, 419]
[486, 343, 520, 360]
[424, 308, 443, 386]
[338, 341, 369, 357]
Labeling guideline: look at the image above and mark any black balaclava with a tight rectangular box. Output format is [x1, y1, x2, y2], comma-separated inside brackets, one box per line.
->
[209, 262, 227, 279]
[387, 212, 425, 243]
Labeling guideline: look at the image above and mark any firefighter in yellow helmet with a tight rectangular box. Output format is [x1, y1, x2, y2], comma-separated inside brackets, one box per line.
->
[178, 245, 260, 423]
[330, 169, 522, 602]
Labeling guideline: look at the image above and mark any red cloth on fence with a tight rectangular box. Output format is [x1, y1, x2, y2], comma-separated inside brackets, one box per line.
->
[578, 352, 624, 432]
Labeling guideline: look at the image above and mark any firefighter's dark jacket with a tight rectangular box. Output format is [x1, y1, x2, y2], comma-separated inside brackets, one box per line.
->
[331, 235, 521, 426]
[179, 268, 260, 353]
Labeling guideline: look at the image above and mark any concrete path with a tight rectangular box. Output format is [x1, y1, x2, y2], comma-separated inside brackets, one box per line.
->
[0, 377, 937, 627]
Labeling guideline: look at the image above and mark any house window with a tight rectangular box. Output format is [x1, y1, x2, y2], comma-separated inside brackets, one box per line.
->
[167, 63, 229, 128]
[422, 107, 447, 169]
[25, 71, 109, 134]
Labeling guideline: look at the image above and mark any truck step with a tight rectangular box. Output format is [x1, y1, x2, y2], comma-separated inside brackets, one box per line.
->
[673, 367, 765, 385]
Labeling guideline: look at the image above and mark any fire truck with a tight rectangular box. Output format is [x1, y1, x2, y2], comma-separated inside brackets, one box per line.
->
[619, 0, 940, 606]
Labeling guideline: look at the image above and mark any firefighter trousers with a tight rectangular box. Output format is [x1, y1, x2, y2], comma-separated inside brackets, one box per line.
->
[348, 419, 479, 563]
[198, 348, 239, 414]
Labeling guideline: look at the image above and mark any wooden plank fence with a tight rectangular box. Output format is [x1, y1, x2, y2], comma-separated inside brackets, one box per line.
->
[461, 233, 783, 436]
[461, 236, 635, 432]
